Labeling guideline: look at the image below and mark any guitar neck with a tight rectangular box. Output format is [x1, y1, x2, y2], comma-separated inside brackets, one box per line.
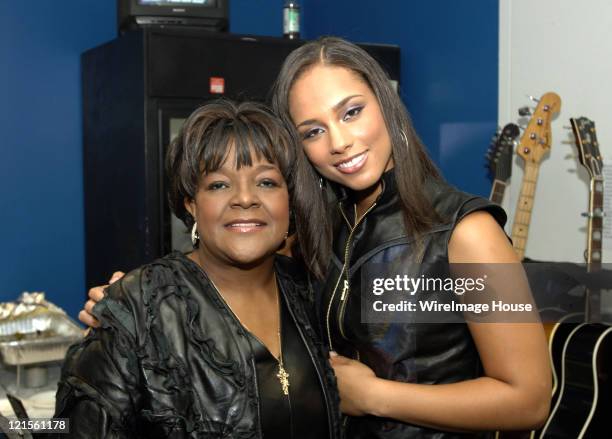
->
[512, 161, 540, 260]
[489, 180, 507, 205]
[587, 177, 604, 271]
[585, 177, 604, 323]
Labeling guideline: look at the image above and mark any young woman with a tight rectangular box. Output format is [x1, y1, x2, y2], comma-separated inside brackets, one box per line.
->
[80, 38, 551, 437]
[57, 100, 341, 438]
[270, 37, 551, 438]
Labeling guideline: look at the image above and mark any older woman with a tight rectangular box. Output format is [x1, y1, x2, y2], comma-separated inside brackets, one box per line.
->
[55, 100, 340, 438]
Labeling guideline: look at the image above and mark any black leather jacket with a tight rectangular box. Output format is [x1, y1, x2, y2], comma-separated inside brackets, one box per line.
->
[54, 252, 341, 438]
[319, 170, 506, 439]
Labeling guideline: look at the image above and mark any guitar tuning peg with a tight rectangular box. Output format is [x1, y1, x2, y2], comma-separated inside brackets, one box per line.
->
[518, 106, 532, 117]
[527, 94, 540, 103]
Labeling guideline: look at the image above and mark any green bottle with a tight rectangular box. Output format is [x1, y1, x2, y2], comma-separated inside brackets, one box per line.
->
[283, 1, 300, 40]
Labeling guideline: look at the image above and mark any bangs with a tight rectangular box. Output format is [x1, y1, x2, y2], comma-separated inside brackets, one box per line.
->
[167, 99, 298, 233]
[197, 117, 289, 175]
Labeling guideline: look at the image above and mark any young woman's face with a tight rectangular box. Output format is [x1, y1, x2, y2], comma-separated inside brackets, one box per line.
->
[185, 146, 289, 267]
[288, 64, 393, 193]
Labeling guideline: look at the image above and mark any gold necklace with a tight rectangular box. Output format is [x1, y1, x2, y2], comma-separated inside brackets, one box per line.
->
[274, 286, 290, 396]
[209, 276, 290, 396]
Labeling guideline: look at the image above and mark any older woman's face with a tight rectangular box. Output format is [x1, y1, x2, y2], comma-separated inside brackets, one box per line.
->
[288, 64, 393, 193]
[185, 146, 289, 267]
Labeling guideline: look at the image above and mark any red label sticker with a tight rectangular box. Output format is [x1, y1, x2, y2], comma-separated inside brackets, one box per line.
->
[210, 77, 225, 94]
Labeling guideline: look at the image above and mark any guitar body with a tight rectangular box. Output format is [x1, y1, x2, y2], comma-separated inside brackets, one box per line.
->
[495, 313, 583, 439]
[540, 323, 612, 438]
[546, 315, 583, 413]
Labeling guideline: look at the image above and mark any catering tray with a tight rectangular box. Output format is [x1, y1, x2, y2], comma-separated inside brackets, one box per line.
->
[0, 294, 84, 366]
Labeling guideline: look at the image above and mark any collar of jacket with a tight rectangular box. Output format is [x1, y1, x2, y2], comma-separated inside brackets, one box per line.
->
[329, 168, 398, 221]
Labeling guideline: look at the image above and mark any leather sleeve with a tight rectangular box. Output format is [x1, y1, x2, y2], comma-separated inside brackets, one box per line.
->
[456, 196, 507, 229]
[54, 281, 143, 438]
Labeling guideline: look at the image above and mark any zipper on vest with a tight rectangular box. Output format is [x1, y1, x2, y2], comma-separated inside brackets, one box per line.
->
[325, 202, 377, 350]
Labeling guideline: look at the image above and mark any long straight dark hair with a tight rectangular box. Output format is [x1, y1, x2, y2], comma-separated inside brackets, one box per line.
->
[271, 36, 443, 273]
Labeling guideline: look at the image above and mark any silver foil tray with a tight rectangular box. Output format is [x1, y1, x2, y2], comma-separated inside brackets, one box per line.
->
[0, 313, 84, 366]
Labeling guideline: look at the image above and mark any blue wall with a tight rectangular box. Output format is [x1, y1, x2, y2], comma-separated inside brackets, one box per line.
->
[0, 1, 498, 320]
[302, 0, 499, 196]
[0, 1, 117, 320]
[230, 0, 285, 35]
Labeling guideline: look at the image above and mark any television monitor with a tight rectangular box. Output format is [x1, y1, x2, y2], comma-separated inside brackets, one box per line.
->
[117, 0, 229, 33]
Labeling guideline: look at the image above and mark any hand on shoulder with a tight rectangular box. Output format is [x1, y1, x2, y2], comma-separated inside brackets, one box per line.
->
[79, 271, 125, 328]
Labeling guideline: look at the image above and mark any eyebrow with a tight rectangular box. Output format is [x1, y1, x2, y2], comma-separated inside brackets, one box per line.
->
[204, 163, 279, 177]
[253, 164, 280, 172]
[296, 94, 364, 128]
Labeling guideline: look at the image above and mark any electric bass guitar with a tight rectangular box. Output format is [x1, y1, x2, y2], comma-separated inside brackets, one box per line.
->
[511, 93, 561, 260]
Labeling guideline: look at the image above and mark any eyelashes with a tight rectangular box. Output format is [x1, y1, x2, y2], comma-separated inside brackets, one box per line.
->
[300, 105, 365, 140]
[302, 128, 324, 140]
[257, 178, 280, 188]
[206, 179, 281, 191]
[207, 181, 229, 190]
[343, 105, 364, 121]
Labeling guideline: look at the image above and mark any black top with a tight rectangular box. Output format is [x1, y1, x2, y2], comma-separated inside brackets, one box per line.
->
[319, 170, 506, 439]
[250, 293, 328, 439]
[54, 252, 341, 438]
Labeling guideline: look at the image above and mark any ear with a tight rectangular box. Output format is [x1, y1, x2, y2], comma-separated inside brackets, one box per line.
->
[184, 197, 196, 220]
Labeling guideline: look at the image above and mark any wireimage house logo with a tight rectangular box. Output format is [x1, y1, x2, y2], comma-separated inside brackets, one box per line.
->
[360, 262, 612, 324]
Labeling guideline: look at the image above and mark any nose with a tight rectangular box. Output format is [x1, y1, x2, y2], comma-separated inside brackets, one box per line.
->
[328, 122, 352, 154]
[230, 181, 261, 209]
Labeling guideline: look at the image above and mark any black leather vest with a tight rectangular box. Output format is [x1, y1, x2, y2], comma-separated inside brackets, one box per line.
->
[55, 252, 341, 438]
[318, 170, 506, 439]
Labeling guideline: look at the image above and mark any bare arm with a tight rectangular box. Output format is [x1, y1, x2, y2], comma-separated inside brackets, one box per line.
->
[331, 211, 551, 431]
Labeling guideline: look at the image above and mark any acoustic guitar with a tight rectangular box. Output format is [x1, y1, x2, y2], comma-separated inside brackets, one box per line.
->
[540, 118, 611, 438]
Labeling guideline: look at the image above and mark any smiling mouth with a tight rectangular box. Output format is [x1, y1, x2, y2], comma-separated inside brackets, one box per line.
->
[224, 221, 267, 233]
[334, 151, 368, 174]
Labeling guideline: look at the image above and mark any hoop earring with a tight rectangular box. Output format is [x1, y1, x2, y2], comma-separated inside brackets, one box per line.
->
[191, 222, 200, 246]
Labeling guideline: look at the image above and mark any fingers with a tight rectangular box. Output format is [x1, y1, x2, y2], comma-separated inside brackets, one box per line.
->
[84, 299, 97, 314]
[329, 353, 352, 366]
[79, 309, 101, 328]
[88, 285, 107, 302]
[109, 271, 125, 284]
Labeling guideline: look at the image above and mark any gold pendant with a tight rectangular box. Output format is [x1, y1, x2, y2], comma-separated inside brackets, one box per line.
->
[277, 363, 290, 395]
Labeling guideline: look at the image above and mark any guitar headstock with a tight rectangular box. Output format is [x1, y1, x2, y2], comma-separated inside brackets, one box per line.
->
[486, 123, 520, 183]
[517, 92, 562, 163]
[570, 117, 602, 179]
